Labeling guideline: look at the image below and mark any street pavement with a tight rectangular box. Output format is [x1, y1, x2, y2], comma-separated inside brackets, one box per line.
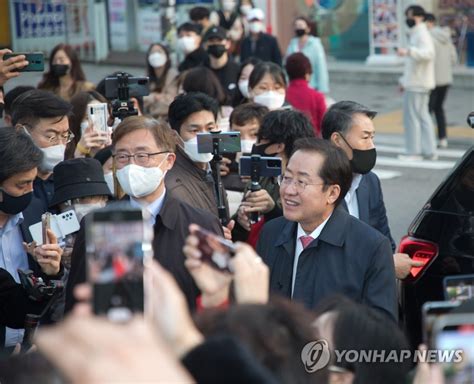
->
[5, 62, 474, 246]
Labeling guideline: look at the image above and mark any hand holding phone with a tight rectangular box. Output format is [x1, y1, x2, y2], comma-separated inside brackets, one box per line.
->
[2, 51, 44, 72]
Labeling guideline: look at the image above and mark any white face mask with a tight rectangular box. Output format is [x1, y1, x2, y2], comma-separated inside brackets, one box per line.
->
[178, 36, 197, 54]
[116, 160, 167, 198]
[240, 4, 252, 15]
[104, 172, 115, 195]
[148, 52, 167, 68]
[253, 91, 285, 110]
[222, 0, 236, 12]
[249, 21, 264, 34]
[74, 202, 106, 222]
[238, 80, 249, 98]
[240, 139, 256, 154]
[40, 144, 65, 173]
[183, 136, 214, 163]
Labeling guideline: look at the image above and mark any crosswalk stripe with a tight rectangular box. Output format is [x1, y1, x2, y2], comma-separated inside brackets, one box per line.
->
[376, 156, 456, 170]
[376, 145, 467, 159]
[372, 169, 402, 180]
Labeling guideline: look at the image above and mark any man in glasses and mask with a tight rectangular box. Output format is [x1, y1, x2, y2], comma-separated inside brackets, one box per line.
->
[10, 89, 73, 242]
[322, 100, 424, 279]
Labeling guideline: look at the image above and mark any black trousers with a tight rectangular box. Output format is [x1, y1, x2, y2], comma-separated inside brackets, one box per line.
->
[429, 85, 450, 139]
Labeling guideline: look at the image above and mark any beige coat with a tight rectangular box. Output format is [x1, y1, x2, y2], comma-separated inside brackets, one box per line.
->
[430, 26, 457, 86]
[399, 23, 435, 92]
[144, 67, 179, 117]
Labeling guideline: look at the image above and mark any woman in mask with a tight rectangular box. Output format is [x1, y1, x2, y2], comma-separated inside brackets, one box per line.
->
[65, 91, 112, 160]
[143, 43, 179, 118]
[210, 0, 246, 56]
[38, 44, 95, 101]
[285, 16, 329, 94]
[248, 61, 288, 111]
[232, 57, 261, 107]
[49, 158, 111, 269]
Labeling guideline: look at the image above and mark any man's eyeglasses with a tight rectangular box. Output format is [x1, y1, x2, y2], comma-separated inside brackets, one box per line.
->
[44, 131, 75, 145]
[113, 151, 169, 166]
[278, 174, 325, 192]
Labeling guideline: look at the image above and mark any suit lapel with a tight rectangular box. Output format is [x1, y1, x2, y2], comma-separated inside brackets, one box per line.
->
[356, 175, 370, 223]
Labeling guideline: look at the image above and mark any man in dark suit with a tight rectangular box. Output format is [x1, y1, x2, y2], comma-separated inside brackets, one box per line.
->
[64, 116, 223, 313]
[321, 101, 424, 279]
[240, 8, 282, 66]
[256, 138, 397, 320]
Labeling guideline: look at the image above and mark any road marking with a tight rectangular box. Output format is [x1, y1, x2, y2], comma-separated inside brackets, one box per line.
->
[376, 156, 456, 170]
[376, 145, 466, 159]
[373, 169, 402, 179]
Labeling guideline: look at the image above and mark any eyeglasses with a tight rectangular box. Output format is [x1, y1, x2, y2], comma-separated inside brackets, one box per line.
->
[44, 130, 75, 145]
[278, 174, 325, 192]
[113, 151, 168, 166]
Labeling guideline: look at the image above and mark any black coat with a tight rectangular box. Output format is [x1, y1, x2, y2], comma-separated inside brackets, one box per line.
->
[178, 47, 209, 73]
[341, 171, 397, 252]
[256, 206, 398, 320]
[240, 33, 282, 66]
[64, 194, 223, 313]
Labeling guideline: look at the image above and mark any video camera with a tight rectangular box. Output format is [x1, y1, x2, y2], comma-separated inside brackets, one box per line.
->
[104, 73, 149, 120]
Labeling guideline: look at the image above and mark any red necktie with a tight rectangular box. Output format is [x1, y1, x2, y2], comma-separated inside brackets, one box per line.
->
[299, 235, 314, 249]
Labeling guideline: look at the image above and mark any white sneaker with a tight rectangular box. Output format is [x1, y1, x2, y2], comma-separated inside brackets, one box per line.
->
[398, 154, 423, 161]
[423, 153, 439, 161]
[438, 138, 448, 148]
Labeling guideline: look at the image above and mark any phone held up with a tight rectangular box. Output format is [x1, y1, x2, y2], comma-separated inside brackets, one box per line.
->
[4, 52, 44, 72]
[85, 204, 153, 321]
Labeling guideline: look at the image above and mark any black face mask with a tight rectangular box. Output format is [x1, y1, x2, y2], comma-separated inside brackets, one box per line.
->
[51, 64, 69, 77]
[0, 103, 4, 118]
[0, 189, 33, 215]
[406, 18, 416, 28]
[339, 134, 377, 175]
[207, 44, 227, 58]
[295, 29, 306, 37]
[251, 142, 278, 157]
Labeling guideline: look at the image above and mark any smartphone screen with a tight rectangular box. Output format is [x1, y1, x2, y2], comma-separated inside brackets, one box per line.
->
[444, 275, 474, 302]
[193, 226, 236, 272]
[422, 301, 461, 346]
[87, 102, 109, 134]
[436, 324, 474, 383]
[196, 132, 241, 154]
[86, 208, 151, 320]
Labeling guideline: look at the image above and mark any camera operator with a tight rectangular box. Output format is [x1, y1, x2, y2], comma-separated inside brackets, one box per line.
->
[0, 127, 64, 353]
[233, 109, 314, 244]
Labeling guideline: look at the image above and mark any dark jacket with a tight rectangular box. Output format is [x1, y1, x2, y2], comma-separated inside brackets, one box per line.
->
[178, 47, 209, 73]
[240, 33, 282, 66]
[341, 172, 396, 252]
[256, 206, 398, 320]
[165, 147, 228, 219]
[208, 59, 240, 105]
[64, 194, 223, 313]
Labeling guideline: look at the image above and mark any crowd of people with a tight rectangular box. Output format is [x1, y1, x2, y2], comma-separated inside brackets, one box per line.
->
[0, 2, 462, 383]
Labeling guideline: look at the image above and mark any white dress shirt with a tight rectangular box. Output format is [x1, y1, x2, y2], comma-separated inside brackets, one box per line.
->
[291, 214, 332, 297]
[130, 189, 166, 228]
[0, 213, 29, 347]
[344, 174, 363, 219]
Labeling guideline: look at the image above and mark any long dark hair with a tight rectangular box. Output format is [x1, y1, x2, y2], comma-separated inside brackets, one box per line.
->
[232, 57, 262, 107]
[65, 90, 109, 159]
[182, 67, 227, 106]
[295, 16, 318, 37]
[146, 43, 172, 93]
[38, 44, 86, 93]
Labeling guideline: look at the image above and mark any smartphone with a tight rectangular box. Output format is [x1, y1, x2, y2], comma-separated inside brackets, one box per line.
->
[239, 155, 282, 178]
[86, 102, 109, 135]
[41, 212, 52, 245]
[3, 52, 44, 72]
[29, 210, 80, 246]
[85, 206, 153, 320]
[433, 314, 474, 383]
[444, 274, 474, 302]
[193, 226, 236, 272]
[196, 132, 241, 154]
[422, 301, 462, 346]
[104, 76, 150, 99]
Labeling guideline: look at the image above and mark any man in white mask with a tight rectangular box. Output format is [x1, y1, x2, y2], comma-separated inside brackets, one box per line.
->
[64, 116, 224, 312]
[167, 92, 231, 226]
[177, 23, 209, 73]
[240, 8, 282, 66]
[10, 89, 72, 242]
